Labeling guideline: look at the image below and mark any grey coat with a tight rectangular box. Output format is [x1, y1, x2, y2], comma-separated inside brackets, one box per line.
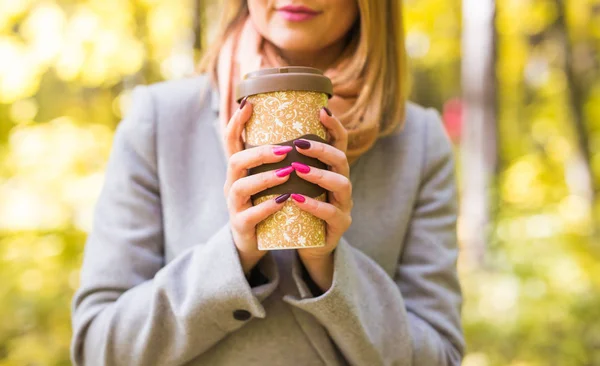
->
[70, 75, 465, 366]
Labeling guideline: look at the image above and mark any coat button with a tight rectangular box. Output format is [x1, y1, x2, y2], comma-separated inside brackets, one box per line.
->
[233, 309, 252, 321]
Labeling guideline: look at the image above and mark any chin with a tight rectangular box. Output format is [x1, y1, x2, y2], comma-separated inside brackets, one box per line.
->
[267, 32, 323, 54]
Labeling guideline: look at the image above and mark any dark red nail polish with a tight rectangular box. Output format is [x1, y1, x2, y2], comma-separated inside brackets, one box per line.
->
[275, 193, 291, 204]
[291, 194, 306, 203]
[239, 96, 248, 110]
[294, 139, 311, 149]
[323, 106, 332, 117]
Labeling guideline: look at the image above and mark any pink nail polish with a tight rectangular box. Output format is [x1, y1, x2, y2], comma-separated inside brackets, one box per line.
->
[273, 146, 293, 155]
[291, 162, 310, 174]
[275, 166, 294, 177]
[291, 193, 306, 203]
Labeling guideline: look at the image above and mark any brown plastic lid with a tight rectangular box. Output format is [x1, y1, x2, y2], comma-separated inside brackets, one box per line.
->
[235, 66, 333, 102]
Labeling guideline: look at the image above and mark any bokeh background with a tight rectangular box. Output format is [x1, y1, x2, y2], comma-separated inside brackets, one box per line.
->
[1, 0, 599, 365]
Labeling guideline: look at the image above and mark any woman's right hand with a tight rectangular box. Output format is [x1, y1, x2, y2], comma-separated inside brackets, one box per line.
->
[223, 98, 294, 276]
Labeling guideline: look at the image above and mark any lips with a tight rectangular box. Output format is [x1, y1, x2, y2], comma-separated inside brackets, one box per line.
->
[277, 4, 321, 22]
[278, 4, 319, 14]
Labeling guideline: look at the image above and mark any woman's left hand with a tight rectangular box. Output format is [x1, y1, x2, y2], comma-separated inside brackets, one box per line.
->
[290, 107, 353, 291]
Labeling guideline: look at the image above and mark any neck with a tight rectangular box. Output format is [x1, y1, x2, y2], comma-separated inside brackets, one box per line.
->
[276, 38, 348, 71]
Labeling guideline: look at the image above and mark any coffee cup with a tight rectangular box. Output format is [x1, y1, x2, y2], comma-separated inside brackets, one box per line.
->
[236, 66, 333, 250]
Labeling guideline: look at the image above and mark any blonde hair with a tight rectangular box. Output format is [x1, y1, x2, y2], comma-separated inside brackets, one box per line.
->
[197, 0, 408, 153]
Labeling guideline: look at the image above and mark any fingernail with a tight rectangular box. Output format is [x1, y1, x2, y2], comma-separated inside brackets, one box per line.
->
[239, 96, 248, 110]
[275, 166, 294, 177]
[323, 106, 332, 117]
[291, 194, 306, 203]
[275, 193, 291, 204]
[293, 139, 311, 149]
[273, 146, 293, 155]
[291, 162, 310, 174]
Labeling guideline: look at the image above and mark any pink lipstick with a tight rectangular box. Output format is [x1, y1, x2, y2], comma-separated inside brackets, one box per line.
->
[277, 5, 321, 22]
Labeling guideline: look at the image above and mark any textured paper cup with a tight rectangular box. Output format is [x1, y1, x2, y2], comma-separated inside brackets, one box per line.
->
[236, 67, 333, 250]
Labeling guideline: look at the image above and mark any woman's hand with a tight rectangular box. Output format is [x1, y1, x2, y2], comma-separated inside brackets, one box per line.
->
[290, 107, 353, 292]
[223, 98, 294, 276]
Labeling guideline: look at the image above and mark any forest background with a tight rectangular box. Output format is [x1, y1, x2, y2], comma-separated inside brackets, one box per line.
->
[0, 0, 599, 365]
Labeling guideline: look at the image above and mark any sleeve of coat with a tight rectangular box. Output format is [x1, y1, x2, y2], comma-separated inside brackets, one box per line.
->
[70, 84, 279, 366]
[284, 108, 465, 366]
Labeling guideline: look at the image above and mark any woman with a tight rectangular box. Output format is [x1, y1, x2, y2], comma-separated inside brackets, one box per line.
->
[71, 0, 465, 365]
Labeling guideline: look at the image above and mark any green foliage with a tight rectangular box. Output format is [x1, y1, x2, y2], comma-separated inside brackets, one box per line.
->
[1, 0, 599, 365]
[0, 230, 83, 366]
[1, 1, 189, 364]
[458, 0, 600, 365]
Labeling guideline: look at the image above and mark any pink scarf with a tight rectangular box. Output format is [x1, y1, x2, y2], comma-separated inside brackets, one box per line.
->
[217, 17, 377, 164]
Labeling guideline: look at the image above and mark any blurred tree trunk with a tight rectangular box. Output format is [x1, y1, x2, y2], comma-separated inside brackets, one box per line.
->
[553, 0, 596, 204]
[194, 0, 203, 50]
[460, 0, 498, 268]
[193, 0, 206, 62]
[123, 6, 148, 89]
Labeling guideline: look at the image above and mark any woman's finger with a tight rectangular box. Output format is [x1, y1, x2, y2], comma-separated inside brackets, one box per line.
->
[292, 138, 350, 177]
[290, 163, 352, 210]
[225, 145, 292, 194]
[320, 107, 348, 152]
[233, 194, 289, 232]
[290, 193, 351, 231]
[224, 99, 253, 158]
[228, 167, 293, 211]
